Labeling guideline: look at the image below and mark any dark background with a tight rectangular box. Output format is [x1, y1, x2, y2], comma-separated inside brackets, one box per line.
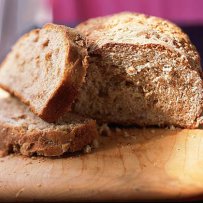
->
[181, 26, 203, 68]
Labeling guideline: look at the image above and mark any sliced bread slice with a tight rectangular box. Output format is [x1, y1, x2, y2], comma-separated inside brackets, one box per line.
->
[74, 12, 203, 128]
[0, 23, 88, 122]
[0, 90, 98, 157]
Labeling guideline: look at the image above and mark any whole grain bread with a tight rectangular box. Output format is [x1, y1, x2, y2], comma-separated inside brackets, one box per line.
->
[0, 90, 98, 157]
[74, 12, 203, 128]
[0, 23, 88, 122]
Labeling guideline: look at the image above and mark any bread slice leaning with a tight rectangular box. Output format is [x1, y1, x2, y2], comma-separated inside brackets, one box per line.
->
[0, 90, 98, 157]
[0, 23, 88, 122]
[74, 12, 203, 128]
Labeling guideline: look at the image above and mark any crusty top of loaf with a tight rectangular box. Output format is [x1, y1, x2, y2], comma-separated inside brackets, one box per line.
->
[0, 23, 88, 122]
[76, 12, 200, 71]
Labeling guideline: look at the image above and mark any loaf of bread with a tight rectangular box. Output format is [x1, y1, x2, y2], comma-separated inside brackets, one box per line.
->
[0, 90, 98, 157]
[74, 12, 203, 128]
[0, 23, 88, 122]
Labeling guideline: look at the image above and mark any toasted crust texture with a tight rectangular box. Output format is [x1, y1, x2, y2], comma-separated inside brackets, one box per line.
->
[74, 12, 203, 128]
[0, 24, 88, 122]
[0, 93, 98, 157]
[76, 12, 200, 65]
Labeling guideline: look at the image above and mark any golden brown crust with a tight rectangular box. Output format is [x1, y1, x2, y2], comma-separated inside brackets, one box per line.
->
[76, 12, 200, 72]
[0, 119, 98, 157]
[0, 23, 88, 122]
[0, 95, 98, 157]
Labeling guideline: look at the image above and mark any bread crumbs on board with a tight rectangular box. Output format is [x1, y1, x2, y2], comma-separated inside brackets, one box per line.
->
[15, 188, 24, 198]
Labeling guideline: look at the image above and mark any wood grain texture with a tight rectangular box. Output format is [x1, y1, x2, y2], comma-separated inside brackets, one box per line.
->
[1, 128, 203, 202]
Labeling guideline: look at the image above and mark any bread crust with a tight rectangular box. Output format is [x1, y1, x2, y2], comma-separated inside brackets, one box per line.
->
[0, 95, 98, 157]
[0, 24, 88, 122]
[0, 119, 97, 157]
[77, 12, 201, 72]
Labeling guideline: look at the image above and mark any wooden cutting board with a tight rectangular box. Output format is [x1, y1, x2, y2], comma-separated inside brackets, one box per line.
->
[0, 128, 203, 202]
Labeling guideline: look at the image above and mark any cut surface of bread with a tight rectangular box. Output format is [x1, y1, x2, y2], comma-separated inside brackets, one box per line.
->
[74, 12, 203, 128]
[0, 23, 88, 122]
[0, 90, 98, 157]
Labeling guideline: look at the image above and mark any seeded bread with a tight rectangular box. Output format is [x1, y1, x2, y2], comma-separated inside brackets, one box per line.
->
[0, 23, 88, 122]
[74, 12, 203, 128]
[0, 91, 98, 157]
